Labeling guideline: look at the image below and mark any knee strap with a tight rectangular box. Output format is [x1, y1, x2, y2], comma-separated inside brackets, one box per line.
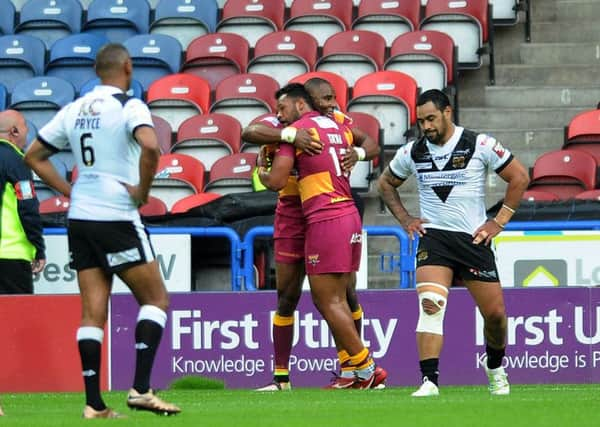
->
[415, 284, 448, 335]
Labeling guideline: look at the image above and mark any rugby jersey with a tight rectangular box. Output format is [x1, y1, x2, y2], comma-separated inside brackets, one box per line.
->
[389, 126, 513, 234]
[38, 85, 154, 221]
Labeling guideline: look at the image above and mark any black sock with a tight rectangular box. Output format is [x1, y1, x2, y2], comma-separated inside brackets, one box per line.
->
[78, 339, 106, 411]
[274, 374, 290, 383]
[133, 319, 164, 394]
[486, 345, 505, 369]
[419, 358, 439, 386]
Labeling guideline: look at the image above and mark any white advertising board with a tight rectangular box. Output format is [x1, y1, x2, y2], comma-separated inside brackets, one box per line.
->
[34, 234, 191, 294]
[494, 230, 600, 287]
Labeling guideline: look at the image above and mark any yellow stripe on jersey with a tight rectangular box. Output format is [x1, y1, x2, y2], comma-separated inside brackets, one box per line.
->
[279, 175, 299, 197]
[298, 171, 334, 203]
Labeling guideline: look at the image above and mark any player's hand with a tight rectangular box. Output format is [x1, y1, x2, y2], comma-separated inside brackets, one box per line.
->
[472, 220, 503, 245]
[400, 216, 428, 240]
[124, 184, 148, 207]
[257, 145, 274, 168]
[31, 258, 46, 274]
[293, 128, 323, 155]
[341, 147, 358, 171]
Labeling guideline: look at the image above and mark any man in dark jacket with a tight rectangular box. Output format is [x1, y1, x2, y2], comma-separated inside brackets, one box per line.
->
[0, 109, 45, 294]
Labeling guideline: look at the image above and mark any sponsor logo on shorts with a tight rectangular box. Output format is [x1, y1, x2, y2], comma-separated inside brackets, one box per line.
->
[350, 233, 362, 244]
[307, 254, 320, 266]
[417, 250, 428, 262]
[107, 248, 141, 267]
[468, 268, 498, 280]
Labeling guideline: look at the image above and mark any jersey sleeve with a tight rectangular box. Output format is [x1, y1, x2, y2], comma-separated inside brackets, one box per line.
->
[37, 105, 69, 151]
[258, 115, 283, 129]
[477, 134, 513, 172]
[276, 141, 296, 159]
[124, 98, 154, 135]
[388, 142, 415, 180]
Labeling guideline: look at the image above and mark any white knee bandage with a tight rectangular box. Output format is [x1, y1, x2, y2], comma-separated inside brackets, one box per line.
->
[415, 283, 448, 335]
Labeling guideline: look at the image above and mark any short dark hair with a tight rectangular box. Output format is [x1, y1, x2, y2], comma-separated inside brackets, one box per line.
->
[304, 77, 330, 96]
[95, 43, 130, 78]
[417, 89, 451, 112]
[275, 83, 314, 108]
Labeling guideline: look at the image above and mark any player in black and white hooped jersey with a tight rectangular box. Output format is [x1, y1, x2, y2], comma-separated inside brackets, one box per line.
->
[377, 89, 530, 397]
[24, 44, 180, 418]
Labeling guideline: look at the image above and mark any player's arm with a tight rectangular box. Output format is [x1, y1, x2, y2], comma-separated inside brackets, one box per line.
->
[377, 167, 427, 239]
[473, 156, 530, 245]
[24, 139, 72, 198]
[130, 125, 160, 206]
[242, 123, 323, 155]
[257, 146, 294, 191]
[342, 126, 380, 171]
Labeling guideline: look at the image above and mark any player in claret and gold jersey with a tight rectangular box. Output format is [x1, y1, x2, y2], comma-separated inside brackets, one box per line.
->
[258, 83, 386, 389]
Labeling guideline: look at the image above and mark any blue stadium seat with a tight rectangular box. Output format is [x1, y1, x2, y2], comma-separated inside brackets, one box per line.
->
[0, 34, 46, 91]
[0, 0, 16, 35]
[80, 76, 144, 99]
[123, 34, 182, 90]
[45, 33, 109, 93]
[0, 82, 6, 110]
[83, 0, 150, 43]
[15, 0, 83, 49]
[150, 0, 218, 49]
[10, 76, 76, 129]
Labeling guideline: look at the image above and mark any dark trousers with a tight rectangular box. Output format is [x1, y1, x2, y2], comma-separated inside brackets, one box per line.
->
[0, 259, 33, 294]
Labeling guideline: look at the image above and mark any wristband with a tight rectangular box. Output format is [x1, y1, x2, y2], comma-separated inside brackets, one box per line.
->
[280, 126, 297, 144]
[492, 217, 505, 229]
[353, 146, 366, 161]
[501, 203, 515, 214]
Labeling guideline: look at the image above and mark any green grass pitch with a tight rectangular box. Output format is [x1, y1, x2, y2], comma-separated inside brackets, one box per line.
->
[0, 384, 597, 426]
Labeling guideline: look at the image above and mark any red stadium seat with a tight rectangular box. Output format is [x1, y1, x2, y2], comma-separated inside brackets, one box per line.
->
[566, 109, 600, 142]
[521, 189, 560, 202]
[352, 0, 420, 46]
[574, 190, 600, 201]
[316, 30, 386, 87]
[386, 30, 457, 94]
[139, 195, 169, 217]
[150, 153, 206, 210]
[289, 71, 349, 112]
[204, 153, 257, 195]
[173, 113, 242, 171]
[210, 73, 279, 128]
[347, 71, 418, 148]
[346, 111, 382, 191]
[216, 0, 285, 47]
[284, 0, 353, 46]
[528, 149, 597, 199]
[248, 31, 318, 87]
[420, 0, 495, 83]
[171, 192, 223, 213]
[182, 33, 249, 90]
[152, 114, 173, 154]
[146, 74, 211, 132]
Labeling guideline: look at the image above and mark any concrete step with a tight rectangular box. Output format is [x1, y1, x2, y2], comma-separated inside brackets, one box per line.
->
[477, 64, 600, 86]
[459, 106, 589, 130]
[556, 0, 600, 20]
[531, 21, 600, 43]
[531, 1, 558, 21]
[520, 43, 600, 65]
[483, 86, 600, 108]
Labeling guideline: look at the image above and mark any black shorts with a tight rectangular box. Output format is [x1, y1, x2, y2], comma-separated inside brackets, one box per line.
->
[416, 228, 499, 282]
[67, 219, 155, 273]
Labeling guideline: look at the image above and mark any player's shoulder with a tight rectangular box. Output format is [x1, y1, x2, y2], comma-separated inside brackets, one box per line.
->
[331, 110, 353, 127]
